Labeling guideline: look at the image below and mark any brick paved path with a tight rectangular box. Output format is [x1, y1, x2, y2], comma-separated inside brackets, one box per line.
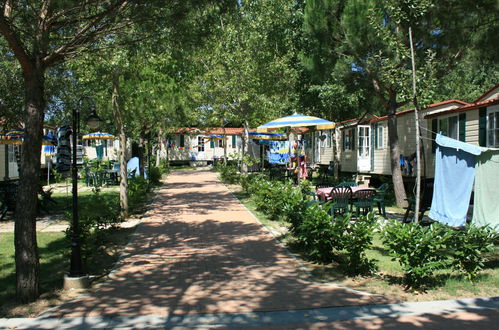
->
[49, 170, 391, 318]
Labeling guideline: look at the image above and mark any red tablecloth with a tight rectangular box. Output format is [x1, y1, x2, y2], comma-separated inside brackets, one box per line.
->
[316, 186, 375, 201]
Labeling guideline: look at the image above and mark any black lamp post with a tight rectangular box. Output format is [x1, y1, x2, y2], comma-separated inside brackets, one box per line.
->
[69, 97, 101, 277]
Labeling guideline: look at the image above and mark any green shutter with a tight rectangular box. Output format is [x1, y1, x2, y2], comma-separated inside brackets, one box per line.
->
[374, 123, 379, 149]
[342, 130, 345, 151]
[180, 135, 185, 147]
[232, 135, 236, 147]
[210, 139, 214, 148]
[431, 119, 438, 153]
[479, 107, 487, 147]
[458, 113, 466, 142]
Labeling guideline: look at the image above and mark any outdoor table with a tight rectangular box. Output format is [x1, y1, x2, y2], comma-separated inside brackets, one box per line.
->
[316, 186, 375, 202]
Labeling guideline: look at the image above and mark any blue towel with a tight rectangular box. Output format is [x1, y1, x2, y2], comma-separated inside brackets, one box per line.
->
[429, 134, 481, 227]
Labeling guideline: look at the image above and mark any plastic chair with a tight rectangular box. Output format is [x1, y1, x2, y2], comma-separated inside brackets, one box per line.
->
[373, 183, 390, 217]
[352, 189, 376, 216]
[328, 186, 352, 216]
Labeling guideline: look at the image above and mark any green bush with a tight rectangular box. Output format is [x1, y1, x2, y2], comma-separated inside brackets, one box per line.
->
[448, 224, 496, 281]
[382, 221, 451, 290]
[219, 164, 241, 184]
[292, 202, 338, 263]
[340, 212, 378, 275]
[159, 159, 170, 174]
[148, 166, 162, 185]
[64, 189, 122, 265]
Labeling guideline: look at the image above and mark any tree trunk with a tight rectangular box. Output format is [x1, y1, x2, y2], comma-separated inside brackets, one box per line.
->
[155, 130, 162, 167]
[15, 69, 45, 303]
[387, 91, 408, 208]
[112, 72, 128, 218]
[138, 130, 145, 177]
[241, 120, 249, 173]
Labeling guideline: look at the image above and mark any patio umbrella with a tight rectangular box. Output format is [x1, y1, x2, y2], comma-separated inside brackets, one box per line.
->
[82, 132, 115, 140]
[256, 114, 335, 132]
[248, 132, 287, 140]
[257, 114, 335, 183]
[0, 131, 55, 145]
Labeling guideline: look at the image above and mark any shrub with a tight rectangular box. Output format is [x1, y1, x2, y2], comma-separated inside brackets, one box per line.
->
[448, 224, 496, 281]
[292, 202, 338, 263]
[219, 164, 241, 184]
[382, 221, 451, 290]
[64, 189, 122, 265]
[340, 213, 378, 275]
[148, 166, 162, 185]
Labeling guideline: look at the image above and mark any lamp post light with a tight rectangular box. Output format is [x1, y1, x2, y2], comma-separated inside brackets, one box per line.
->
[68, 97, 101, 280]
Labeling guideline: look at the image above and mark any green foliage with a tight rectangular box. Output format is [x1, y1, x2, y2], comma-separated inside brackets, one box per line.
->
[292, 202, 338, 263]
[148, 166, 162, 186]
[218, 163, 241, 184]
[448, 225, 496, 281]
[340, 212, 378, 275]
[64, 189, 122, 264]
[128, 175, 150, 209]
[251, 179, 301, 221]
[382, 221, 451, 289]
[159, 159, 171, 175]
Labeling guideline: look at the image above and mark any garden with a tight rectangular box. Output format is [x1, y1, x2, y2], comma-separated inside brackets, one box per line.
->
[217, 162, 499, 301]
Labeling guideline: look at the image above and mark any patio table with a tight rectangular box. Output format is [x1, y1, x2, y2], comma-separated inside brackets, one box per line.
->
[316, 186, 375, 202]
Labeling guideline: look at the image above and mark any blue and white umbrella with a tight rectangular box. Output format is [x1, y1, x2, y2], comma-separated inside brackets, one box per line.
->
[82, 132, 115, 140]
[248, 132, 287, 140]
[257, 114, 335, 132]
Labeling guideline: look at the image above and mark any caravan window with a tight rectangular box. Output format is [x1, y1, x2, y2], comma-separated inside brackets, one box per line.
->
[376, 125, 384, 149]
[438, 115, 459, 140]
[488, 110, 499, 147]
[197, 136, 205, 152]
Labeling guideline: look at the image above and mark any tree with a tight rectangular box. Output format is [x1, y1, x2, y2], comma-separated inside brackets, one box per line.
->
[190, 0, 300, 166]
[0, 0, 233, 303]
[302, 0, 498, 207]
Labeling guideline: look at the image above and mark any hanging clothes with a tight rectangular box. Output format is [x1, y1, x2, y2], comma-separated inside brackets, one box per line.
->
[472, 149, 499, 229]
[429, 134, 481, 227]
[95, 144, 104, 160]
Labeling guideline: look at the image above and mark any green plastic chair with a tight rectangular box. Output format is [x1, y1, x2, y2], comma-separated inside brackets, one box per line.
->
[373, 183, 390, 217]
[328, 186, 352, 216]
[352, 189, 376, 216]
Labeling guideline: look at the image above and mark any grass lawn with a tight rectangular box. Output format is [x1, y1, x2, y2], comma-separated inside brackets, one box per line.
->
[231, 186, 499, 302]
[0, 227, 134, 317]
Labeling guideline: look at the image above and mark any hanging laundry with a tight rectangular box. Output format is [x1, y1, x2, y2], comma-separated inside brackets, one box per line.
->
[268, 141, 289, 164]
[429, 134, 481, 227]
[95, 144, 104, 160]
[472, 149, 499, 229]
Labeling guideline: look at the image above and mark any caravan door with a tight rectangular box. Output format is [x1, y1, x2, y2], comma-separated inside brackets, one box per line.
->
[357, 125, 371, 172]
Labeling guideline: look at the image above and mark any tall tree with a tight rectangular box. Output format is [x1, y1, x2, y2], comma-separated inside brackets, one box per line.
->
[191, 0, 300, 165]
[302, 0, 498, 207]
[0, 0, 234, 303]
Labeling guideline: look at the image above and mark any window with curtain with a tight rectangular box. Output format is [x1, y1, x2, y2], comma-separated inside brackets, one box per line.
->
[488, 110, 499, 147]
[438, 115, 459, 140]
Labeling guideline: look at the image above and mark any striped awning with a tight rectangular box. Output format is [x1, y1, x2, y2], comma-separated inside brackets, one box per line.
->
[257, 114, 335, 132]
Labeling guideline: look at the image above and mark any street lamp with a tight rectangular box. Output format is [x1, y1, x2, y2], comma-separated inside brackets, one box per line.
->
[69, 97, 101, 278]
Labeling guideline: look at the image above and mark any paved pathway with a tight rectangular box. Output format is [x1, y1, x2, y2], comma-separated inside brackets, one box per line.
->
[46, 170, 389, 318]
[2, 169, 497, 328]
